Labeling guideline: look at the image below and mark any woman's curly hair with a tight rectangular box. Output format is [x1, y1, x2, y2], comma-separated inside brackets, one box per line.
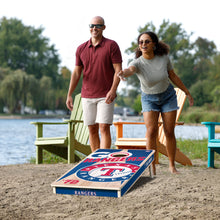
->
[135, 31, 170, 58]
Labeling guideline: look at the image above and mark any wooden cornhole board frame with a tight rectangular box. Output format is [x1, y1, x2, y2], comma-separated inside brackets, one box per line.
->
[51, 149, 154, 198]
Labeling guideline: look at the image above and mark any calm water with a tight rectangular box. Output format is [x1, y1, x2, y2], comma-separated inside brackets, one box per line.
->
[0, 118, 219, 166]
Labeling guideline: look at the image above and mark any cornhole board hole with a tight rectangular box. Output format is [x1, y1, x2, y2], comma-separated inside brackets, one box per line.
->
[51, 149, 154, 198]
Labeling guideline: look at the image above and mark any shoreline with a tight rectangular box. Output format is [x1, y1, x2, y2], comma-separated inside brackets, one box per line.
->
[0, 114, 202, 125]
[2, 113, 220, 131]
[0, 114, 67, 119]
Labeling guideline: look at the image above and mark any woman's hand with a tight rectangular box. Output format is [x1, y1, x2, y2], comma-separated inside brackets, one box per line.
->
[187, 93, 194, 106]
[117, 70, 126, 81]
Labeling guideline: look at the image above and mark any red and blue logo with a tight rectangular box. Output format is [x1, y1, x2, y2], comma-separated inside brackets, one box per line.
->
[76, 163, 139, 182]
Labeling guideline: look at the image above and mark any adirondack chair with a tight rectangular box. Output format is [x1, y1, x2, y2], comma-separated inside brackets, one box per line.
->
[113, 88, 192, 166]
[31, 93, 91, 164]
[201, 122, 220, 168]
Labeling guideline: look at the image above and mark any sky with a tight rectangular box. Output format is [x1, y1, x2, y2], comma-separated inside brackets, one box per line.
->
[1, 0, 220, 72]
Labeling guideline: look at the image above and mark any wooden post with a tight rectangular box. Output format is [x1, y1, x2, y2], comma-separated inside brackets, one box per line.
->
[36, 124, 43, 164]
[68, 121, 75, 163]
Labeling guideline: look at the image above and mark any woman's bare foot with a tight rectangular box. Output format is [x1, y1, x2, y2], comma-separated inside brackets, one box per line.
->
[169, 166, 180, 174]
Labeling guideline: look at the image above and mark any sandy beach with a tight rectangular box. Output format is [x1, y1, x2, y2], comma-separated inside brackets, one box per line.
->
[0, 158, 219, 220]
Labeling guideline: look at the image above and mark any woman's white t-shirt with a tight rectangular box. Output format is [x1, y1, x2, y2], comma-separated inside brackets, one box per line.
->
[129, 55, 173, 94]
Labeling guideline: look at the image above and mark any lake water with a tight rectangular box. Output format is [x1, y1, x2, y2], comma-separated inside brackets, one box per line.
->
[0, 118, 219, 166]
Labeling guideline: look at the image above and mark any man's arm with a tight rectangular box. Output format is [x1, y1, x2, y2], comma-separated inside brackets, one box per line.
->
[105, 63, 122, 104]
[66, 66, 83, 111]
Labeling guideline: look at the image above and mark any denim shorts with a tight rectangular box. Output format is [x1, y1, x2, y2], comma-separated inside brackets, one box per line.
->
[141, 84, 179, 113]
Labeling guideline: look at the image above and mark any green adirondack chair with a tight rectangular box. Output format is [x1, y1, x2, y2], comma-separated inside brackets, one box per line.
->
[31, 93, 91, 164]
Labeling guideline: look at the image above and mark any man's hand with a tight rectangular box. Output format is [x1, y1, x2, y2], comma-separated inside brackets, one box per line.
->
[66, 96, 73, 111]
[105, 91, 117, 104]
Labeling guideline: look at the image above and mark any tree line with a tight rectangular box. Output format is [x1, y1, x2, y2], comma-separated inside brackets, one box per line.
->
[0, 17, 81, 114]
[0, 17, 219, 114]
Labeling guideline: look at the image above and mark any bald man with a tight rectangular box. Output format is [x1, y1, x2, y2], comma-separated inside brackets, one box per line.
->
[66, 16, 122, 152]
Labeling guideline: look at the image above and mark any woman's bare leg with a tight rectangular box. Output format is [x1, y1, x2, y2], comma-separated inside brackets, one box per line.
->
[161, 110, 179, 174]
[143, 111, 160, 175]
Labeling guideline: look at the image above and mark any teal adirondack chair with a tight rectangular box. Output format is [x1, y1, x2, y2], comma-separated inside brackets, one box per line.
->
[201, 122, 220, 168]
[31, 94, 91, 164]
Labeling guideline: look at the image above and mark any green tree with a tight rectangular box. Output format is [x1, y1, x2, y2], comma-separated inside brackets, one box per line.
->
[208, 53, 220, 83]
[132, 94, 142, 114]
[38, 76, 55, 111]
[26, 74, 40, 111]
[0, 17, 60, 85]
[189, 52, 220, 108]
[193, 37, 217, 60]
[54, 67, 71, 109]
[174, 52, 195, 88]
[192, 37, 217, 82]
[157, 20, 193, 62]
[0, 67, 11, 81]
[54, 66, 83, 110]
[211, 85, 220, 110]
[0, 69, 37, 113]
[190, 80, 214, 106]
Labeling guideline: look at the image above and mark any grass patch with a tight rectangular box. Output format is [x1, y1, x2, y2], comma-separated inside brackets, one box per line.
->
[176, 139, 220, 168]
[29, 151, 67, 164]
[177, 139, 209, 160]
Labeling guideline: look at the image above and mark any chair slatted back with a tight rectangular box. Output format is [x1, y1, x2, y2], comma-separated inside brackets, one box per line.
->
[158, 88, 186, 145]
[70, 94, 89, 145]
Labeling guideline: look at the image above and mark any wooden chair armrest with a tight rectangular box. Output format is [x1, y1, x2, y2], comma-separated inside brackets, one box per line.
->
[30, 121, 68, 125]
[176, 121, 184, 125]
[113, 121, 184, 125]
[64, 119, 83, 123]
[31, 121, 68, 139]
[201, 121, 220, 140]
[201, 122, 220, 126]
[114, 121, 162, 125]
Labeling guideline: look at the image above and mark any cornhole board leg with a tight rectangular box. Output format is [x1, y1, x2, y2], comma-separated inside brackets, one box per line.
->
[149, 165, 153, 178]
[51, 149, 154, 198]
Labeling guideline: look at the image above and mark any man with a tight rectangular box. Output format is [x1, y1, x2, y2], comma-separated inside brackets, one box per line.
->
[66, 16, 122, 152]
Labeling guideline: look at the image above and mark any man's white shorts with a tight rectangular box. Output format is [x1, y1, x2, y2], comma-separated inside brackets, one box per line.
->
[82, 97, 115, 126]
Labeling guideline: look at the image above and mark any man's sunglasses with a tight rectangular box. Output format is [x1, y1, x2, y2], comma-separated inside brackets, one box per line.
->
[89, 24, 104, 29]
[138, 40, 152, 45]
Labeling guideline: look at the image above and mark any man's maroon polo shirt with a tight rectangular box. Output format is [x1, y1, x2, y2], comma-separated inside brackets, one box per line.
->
[75, 37, 122, 98]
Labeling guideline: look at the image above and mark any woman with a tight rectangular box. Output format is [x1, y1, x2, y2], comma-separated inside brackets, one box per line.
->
[118, 31, 194, 174]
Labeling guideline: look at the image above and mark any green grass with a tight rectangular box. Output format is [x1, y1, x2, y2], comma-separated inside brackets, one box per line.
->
[176, 138, 220, 168]
[177, 139, 210, 160]
[29, 151, 67, 164]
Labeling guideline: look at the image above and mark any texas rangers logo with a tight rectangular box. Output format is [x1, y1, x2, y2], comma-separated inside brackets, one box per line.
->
[76, 163, 139, 182]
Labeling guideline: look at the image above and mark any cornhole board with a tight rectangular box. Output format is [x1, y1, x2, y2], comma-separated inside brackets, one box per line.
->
[51, 149, 154, 198]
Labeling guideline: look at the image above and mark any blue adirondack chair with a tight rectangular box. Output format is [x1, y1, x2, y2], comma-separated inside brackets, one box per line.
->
[31, 93, 91, 164]
[201, 122, 220, 168]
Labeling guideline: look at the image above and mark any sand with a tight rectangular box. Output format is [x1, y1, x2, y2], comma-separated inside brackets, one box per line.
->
[0, 158, 219, 220]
